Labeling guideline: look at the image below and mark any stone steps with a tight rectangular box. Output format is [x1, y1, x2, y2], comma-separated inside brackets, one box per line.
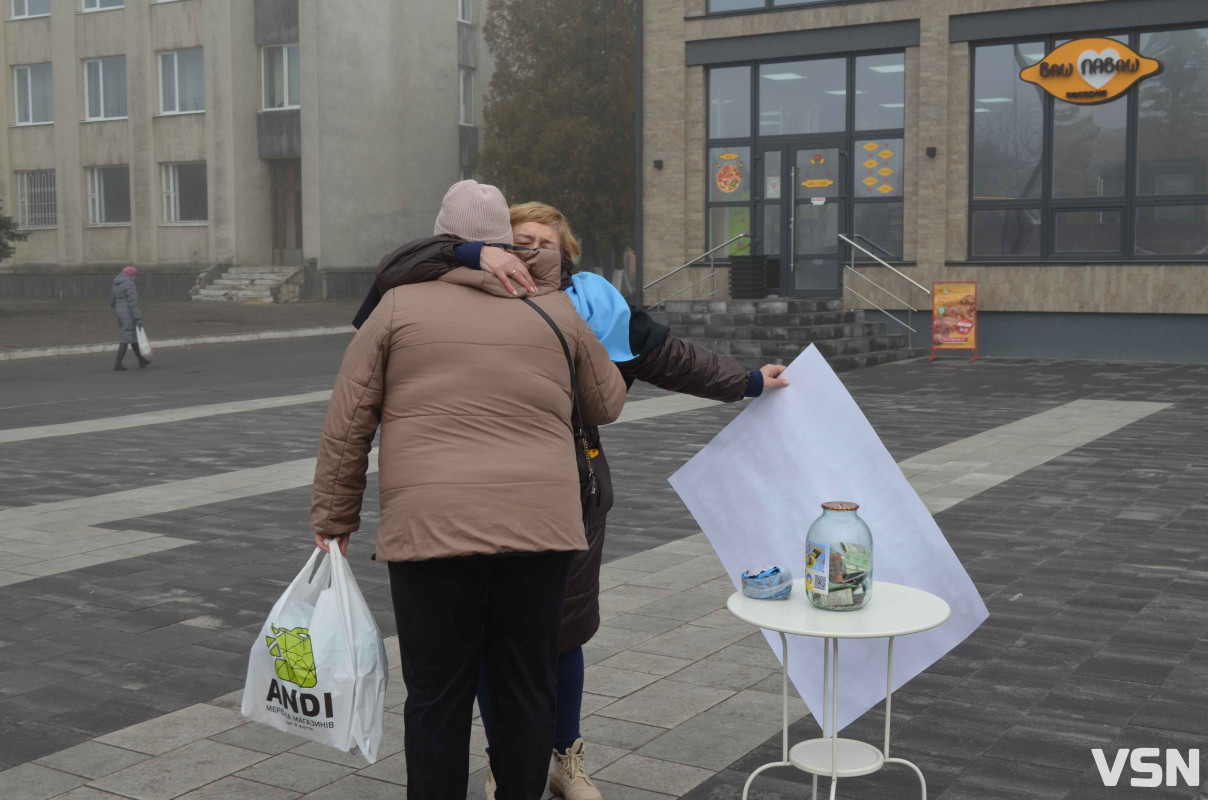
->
[649, 298, 922, 372]
[192, 266, 302, 303]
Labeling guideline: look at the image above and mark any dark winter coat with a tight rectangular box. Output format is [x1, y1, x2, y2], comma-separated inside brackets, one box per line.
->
[110, 273, 142, 344]
[352, 237, 752, 650]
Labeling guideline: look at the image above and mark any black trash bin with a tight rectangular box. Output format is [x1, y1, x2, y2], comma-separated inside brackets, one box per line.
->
[728, 256, 780, 299]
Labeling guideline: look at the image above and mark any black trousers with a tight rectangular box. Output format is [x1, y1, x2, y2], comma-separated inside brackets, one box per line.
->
[389, 550, 573, 800]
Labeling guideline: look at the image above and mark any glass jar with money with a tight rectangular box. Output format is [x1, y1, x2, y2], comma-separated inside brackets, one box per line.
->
[805, 501, 873, 611]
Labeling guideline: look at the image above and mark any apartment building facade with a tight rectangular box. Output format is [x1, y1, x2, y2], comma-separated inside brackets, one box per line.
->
[0, 0, 491, 297]
[640, 0, 1208, 360]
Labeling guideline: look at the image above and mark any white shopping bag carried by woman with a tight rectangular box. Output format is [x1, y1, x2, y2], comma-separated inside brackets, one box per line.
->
[242, 544, 388, 763]
[135, 325, 153, 360]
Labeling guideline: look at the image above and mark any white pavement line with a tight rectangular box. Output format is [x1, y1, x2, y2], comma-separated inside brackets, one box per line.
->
[0, 527, 193, 587]
[901, 398, 1171, 514]
[0, 390, 716, 445]
[612, 394, 720, 424]
[0, 325, 354, 362]
[0, 391, 334, 445]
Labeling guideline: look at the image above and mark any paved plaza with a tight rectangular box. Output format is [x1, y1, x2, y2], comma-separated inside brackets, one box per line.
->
[0, 337, 1206, 800]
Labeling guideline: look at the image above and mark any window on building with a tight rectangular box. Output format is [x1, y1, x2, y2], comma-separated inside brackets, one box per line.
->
[161, 162, 207, 223]
[83, 0, 122, 10]
[14, 170, 56, 228]
[460, 67, 474, 125]
[707, 0, 884, 12]
[13, 63, 52, 125]
[262, 44, 300, 110]
[11, 0, 50, 18]
[970, 26, 1208, 260]
[84, 56, 127, 120]
[706, 51, 906, 261]
[159, 48, 204, 114]
[458, 0, 471, 23]
[86, 166, 131, 224]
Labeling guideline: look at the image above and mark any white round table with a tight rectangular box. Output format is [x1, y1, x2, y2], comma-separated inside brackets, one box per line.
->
[726, 579, 950, 800]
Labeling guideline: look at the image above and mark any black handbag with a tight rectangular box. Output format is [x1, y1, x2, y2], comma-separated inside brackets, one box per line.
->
[522, 298, 600, 537]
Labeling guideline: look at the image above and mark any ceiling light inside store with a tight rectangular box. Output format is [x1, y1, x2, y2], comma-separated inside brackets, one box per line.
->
[825, 90, 865, 95]
[868, 64, 905, 73]
[976, 97, 1014, 103]
[880, 103, 905, 108]
[762, 72, 805, 81]
[974, 108, 991, 113]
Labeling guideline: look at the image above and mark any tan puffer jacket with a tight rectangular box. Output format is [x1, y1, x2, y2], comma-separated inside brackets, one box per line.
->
[311, 249, 627, 562]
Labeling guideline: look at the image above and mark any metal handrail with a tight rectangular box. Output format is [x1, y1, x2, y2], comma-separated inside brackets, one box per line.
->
[847, 285, 917, 334]
[659, 271, 723, 304]
[844, 265, 916, 312]
[643, 232, 751, 290]
[837, 234, 930, 296]
[847, 232, 896, 260]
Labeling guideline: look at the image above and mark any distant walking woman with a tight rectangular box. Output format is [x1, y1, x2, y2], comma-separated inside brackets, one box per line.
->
[110, 266, 149, 370]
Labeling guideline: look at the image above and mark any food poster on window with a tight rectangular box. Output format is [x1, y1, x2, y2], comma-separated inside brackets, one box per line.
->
[930, 282, 979, 360]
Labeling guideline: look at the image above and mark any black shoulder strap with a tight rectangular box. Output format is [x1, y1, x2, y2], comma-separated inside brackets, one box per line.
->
[522, 297, 584, 431]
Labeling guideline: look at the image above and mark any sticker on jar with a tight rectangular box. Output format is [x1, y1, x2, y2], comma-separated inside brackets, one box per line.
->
[806, 541, 830, 595]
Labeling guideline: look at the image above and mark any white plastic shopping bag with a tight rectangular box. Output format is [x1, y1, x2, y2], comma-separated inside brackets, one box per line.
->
[242, 544, 388, 763]
[136, 325, 153, 360]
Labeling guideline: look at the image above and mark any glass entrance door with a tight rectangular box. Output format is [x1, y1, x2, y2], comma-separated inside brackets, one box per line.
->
[757, 139, 846, 298]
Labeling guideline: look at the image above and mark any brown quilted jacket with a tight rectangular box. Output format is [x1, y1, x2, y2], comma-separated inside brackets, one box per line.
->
[311, 249, 627, 562]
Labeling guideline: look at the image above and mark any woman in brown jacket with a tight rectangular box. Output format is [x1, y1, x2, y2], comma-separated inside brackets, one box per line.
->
[353, 201, 789, 800]
[312, 182, 627, 800]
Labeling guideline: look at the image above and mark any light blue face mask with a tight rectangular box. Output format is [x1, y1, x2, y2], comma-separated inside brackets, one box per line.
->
[742, 565, 794, 600]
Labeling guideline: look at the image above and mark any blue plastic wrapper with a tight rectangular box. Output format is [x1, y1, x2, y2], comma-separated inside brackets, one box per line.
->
[741, 565, 793, 600]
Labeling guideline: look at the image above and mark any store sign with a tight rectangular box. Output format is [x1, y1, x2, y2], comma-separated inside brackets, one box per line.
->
[714, 152, 743, 194]
[930, 282, 979, 362]
[1019, 38, 1162, 104]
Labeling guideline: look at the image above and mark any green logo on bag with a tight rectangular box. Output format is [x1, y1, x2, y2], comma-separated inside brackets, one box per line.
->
[265, 625, 317, 688]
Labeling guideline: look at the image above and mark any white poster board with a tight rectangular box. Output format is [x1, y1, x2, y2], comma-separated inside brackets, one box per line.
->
[668, 345, 988, 731]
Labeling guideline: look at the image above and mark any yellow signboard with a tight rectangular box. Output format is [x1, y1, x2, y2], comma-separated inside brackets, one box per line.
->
[877, 167, 895, 177]
[1019, 38, 1162, 104]
[862, 142, 878, 152]
[862, 176, 878, 187]
[802, 178, 835, 188]
[930, 282, 979, 362]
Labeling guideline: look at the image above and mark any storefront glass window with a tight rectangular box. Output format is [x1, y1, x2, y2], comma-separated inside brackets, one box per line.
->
[971, 209, 1041, 257]
[709, 146, 751, 203]
[709, 66, 750, 139]
[855, 53, 905, 130]
[970, 26, 1208, 261]
[853, 138, 902, 199]
[708, 0, 762, 11]
[759, 58, 846, 136]
[853, 203, 903, 258]
[972, 42, 1045, 201]
[1135, 205, 1208, 255]
[710, 206, 752, 256]
[1136, 28, 1208, 196]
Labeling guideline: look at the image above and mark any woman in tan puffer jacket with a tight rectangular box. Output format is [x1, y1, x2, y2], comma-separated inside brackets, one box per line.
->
[310, 181, 626, 800]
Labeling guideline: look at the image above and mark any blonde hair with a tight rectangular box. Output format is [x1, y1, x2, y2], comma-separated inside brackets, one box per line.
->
[509, 202, 581, 264]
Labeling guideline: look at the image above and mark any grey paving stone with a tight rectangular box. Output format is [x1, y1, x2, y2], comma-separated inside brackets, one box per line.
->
[34, 741, 149, 780]
[96, 704, 244, 755]
[1074, 645, 1182, 685]
[175, 776, 300, 799]
[595, 680, 733, 728]
[579, 716, 667, 750]
[235, 752, 355, 794]
[298, 774, 403, 799]
[590, 781, 676, 800]
[354, 751, 416, 787]
[0, 763, 86, 800]
[636, 708, 781, 771]
[584, 665, 663, 697]
[91, 740, 267, 800]
[632, 625, 749, 662]
[669, 658, 773, 691]
[208, 722, 308, 755]
[594, 754, 714, 796]
[49, 788, 130, 800]
[709, 689, 809, 725]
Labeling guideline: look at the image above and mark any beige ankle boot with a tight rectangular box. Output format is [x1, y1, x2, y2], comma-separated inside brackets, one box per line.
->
[484, 766, 496, 800]
[549, 739, 603, 800]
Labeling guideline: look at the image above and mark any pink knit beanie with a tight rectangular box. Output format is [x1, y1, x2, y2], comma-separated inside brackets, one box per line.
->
[122, 266, 138, 276]
[433, 180, 512, 245]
